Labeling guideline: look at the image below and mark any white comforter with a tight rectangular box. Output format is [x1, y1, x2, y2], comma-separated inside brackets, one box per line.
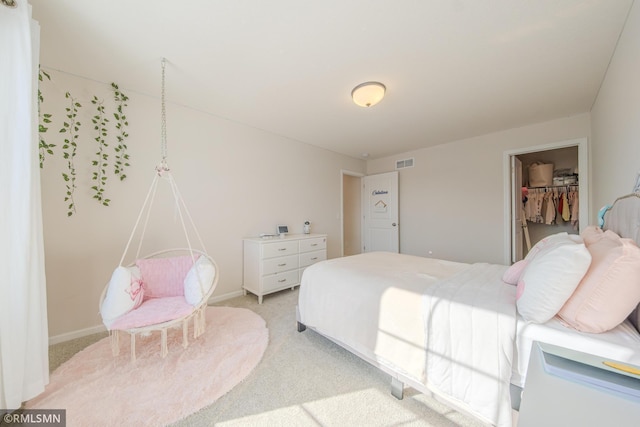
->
[422, 262, 516, 426]
[298, 252, 516, 427]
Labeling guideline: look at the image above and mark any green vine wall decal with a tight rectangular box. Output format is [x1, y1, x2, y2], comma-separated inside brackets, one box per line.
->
[111, 82, 130, 181]
[91, 96, 110, 206]
[38, 68, 55, 168]
[37, 69, 133, 216]
[60, 92, 82, 216]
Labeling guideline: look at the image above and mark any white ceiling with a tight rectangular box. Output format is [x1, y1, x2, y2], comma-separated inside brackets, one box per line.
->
[29, 0, 633, 159]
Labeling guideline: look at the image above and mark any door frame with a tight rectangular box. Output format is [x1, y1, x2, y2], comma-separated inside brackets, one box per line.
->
[502, 137, 589, 265]
[340, 169, 364, 257]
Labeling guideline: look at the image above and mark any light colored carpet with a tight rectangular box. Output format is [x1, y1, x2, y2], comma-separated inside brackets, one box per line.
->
[27, 307, 268, 427]
[47, 289, 487, 426]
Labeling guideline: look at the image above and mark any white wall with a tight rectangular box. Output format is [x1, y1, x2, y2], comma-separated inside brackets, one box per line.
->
[39, 70, 364, 338]
[366, 114, 591, 264]
[591, 1, 640, 211]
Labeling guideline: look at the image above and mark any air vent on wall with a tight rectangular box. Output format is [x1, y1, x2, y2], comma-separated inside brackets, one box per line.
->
[395, 157, 415, 169]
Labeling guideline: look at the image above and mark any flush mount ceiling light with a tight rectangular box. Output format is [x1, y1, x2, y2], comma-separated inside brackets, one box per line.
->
[351, 81, 386, 107]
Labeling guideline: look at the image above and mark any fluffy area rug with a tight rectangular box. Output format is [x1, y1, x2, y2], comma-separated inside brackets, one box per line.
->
[26, 306, 268, 426]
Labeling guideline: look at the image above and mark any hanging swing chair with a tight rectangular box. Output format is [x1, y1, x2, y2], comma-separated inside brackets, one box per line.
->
[99, 59, 218, 361]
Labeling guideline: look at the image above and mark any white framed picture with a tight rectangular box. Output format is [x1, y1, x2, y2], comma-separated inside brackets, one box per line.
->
[634, 172, 640, 193]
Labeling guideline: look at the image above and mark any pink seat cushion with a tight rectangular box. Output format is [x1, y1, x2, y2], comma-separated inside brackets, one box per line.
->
[136, 256, 198, 298]
[109, 296, 194, 330]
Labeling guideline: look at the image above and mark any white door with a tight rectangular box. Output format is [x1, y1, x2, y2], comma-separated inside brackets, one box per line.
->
[363, 171, 399, 253]
[511, 156, 523, 263]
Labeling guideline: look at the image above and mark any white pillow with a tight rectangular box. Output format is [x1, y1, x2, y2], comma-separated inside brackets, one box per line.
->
[516, 240, 591, 323]
[100, 266, 144, 328]
[524, 232, 582, 261]
[184, 256, 216, 306]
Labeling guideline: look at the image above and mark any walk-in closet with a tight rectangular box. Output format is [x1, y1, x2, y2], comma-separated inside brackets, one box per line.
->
[515, 146, 579, 259]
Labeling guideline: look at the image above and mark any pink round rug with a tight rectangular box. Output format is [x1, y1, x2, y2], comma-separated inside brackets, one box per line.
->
[26, 306, 268, 426]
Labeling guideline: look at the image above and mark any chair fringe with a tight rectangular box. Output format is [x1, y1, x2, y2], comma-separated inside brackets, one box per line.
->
[182, 319, 189, 349]
[194, 307, 206, 338]
[161, 329, 168, 358]
[131, 333, 137, 363]
[110, 330, 120, 356]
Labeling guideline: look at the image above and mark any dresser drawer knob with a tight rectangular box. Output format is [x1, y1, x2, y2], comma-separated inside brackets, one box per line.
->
[278, 278, 287, 283]
[310, 257, 318, 261]
[311, 243, 318, 246]
[278, 263, 287, 267]
[278, 248, 287, 251]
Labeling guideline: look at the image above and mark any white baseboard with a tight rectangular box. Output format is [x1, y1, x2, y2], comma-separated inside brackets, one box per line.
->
[207, 290, 244, 304]
[49, 290, 246, 346]
[49, 324, 106, 346]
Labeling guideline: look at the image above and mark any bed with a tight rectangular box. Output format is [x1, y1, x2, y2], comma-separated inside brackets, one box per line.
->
[296, 193, 640, 427]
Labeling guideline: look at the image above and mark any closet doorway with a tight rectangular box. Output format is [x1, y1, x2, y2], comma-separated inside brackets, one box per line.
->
[341, 170, 364, 257]
[503, 137, 589, 264]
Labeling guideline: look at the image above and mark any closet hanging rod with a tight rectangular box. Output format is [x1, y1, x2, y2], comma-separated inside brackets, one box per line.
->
[527, 184, 578, 193]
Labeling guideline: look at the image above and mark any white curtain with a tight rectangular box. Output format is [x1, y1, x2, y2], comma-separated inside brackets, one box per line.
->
[0, 0, 49, 409]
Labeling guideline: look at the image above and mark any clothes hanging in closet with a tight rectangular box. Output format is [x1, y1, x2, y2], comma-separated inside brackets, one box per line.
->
[523, 186, 579, 228]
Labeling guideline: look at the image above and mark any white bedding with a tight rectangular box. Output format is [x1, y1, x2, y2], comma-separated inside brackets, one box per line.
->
[298, 251, 640, 426]
[298, 252, 516, 426]
[298, 252, 469, 384]
[421, 262, 516, 426]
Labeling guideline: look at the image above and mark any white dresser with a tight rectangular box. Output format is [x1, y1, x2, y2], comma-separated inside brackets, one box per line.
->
[243, 234, 327, 303]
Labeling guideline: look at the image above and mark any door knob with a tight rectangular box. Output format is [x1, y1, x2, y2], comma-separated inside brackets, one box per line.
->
[392, 223, 397, 226]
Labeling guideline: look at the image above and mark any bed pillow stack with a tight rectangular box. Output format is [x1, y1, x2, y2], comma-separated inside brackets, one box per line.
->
[514, 232, 592, 323]
[558, 226, 640, 333]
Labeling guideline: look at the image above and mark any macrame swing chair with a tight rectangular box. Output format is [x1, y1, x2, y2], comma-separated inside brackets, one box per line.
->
[99, 58, 218, 362]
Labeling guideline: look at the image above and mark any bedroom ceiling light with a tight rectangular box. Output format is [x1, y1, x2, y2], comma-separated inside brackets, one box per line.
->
[351, 82, 386, 107]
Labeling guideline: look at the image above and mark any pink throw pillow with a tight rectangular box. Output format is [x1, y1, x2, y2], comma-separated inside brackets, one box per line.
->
[580, 225, 604, 246]
[136, 255, 197, 299]
[558, 230, 640, 333]
[502, 260, 528, 285]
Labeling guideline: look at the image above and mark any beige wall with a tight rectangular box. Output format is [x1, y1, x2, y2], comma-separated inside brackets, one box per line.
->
[366, 114, 591, 265]
[591, 0, 640, 211]
[39, 70, 365, 339]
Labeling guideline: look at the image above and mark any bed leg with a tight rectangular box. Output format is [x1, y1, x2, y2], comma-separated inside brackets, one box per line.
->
[297, 321, 307, 332]
[391, 377, 404, 400]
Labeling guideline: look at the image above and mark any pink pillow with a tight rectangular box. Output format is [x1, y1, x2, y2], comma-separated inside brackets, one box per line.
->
[502, 260, 528, 285]
[100, 266, 145, 328]
[136, 256, 197, 298]
[580, 225, 604, 246]
[559, 230, 640, 333]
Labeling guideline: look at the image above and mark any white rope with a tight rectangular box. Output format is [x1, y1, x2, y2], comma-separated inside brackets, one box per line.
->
[134, 175, 160, 260]
[160, 57, 168, 164]
[118, 173, 160, 266]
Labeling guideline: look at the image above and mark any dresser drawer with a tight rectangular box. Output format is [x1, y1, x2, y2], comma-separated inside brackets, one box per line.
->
[262, 254, 299, 275]
[299, 249, 326, 268]
[299, 237, 326, 253]
[263, 270, 299, 292]
[262, 240, 299, 258]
